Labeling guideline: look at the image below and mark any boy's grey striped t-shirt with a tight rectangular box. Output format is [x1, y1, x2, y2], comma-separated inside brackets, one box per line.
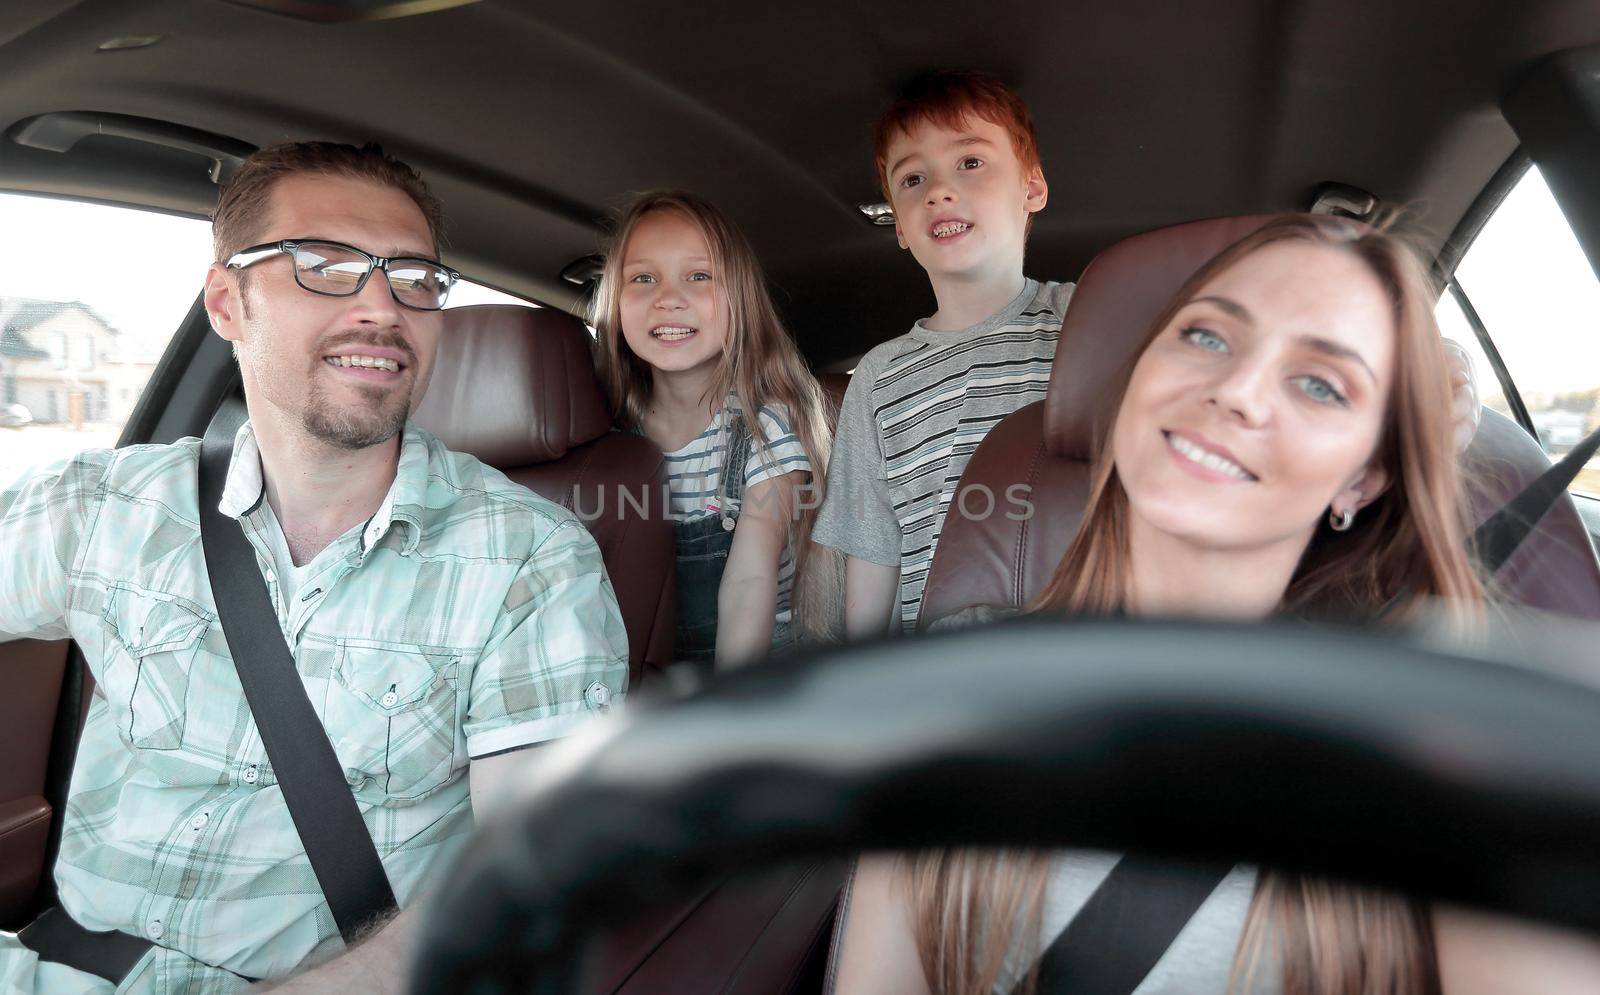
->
[662, 397, 811, 624]
[813, 278, 1074, 630]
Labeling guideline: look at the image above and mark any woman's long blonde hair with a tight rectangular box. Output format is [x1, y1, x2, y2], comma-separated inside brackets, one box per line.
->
[591, 190, 842, 643]
[907, 215, 1484, 995]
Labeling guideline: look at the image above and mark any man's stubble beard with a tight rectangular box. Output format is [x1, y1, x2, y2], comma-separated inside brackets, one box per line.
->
[301, 369, 413, 451]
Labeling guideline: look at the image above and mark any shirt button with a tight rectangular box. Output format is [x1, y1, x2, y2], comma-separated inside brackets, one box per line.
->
[147, 920, 164, 940]
[189, 812, 209, 830]
[380, 691, 398, 708]
[243, 765, 259, 785]
[585, 681, 612, 710]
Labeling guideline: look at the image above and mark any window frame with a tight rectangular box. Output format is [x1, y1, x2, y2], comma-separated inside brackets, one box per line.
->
[1434, 148, 1600, 453]
[1441, 278, 1536, 437]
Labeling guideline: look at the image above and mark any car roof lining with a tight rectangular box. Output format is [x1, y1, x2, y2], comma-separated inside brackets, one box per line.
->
[1, 1, 1598, 365]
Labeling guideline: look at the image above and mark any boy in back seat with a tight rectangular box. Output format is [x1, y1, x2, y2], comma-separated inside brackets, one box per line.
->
[814, 70, 1074, 634]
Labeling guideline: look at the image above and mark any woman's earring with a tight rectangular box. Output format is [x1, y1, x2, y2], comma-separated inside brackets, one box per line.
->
[1329, 506, 1354, 532]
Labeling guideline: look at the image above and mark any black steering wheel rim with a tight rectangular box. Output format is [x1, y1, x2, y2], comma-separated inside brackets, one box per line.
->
[408, 616, 1600, 993]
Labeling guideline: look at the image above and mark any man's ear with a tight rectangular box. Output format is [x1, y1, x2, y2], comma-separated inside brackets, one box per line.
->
[203, 262, 244, 344]
[1333, 460, 1390, 519]
[1024, 166, 1049, 215]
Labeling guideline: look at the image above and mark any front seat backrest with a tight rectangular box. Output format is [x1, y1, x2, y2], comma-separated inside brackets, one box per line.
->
[919, 215, 1600, 625]
[413, 304, 676, 685]
[919, 216, 1274, 623]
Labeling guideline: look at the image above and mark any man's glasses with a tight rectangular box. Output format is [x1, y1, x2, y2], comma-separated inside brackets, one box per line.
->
[225, 239, 460, 311]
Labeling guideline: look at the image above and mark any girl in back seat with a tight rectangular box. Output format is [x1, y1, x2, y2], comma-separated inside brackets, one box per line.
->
[830, 215, 1600, 994]
[592, 191, 839, 670]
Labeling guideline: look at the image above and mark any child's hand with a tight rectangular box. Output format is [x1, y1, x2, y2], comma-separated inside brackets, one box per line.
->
[1443, 339, 1482, 454]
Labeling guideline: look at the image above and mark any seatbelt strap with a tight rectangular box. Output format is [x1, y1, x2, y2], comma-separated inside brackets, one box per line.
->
[197, 406, 398, 944]
[1473, 423, 1600, 574]
[17, 907, 153, 984]
[1013, 856, 1231, 995]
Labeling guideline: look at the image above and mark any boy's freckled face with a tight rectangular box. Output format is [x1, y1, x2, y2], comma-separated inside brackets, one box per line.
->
[884, 116, 1047, 283]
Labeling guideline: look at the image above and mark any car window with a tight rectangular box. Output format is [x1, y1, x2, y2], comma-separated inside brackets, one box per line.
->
[0, 191, 533, 486]
[444, 279, 537, 309]
[1443, 166, 1600, 498]
[0, 193, 212, 484]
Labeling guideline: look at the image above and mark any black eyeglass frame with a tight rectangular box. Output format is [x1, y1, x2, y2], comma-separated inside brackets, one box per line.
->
[225, 238, 461, 311]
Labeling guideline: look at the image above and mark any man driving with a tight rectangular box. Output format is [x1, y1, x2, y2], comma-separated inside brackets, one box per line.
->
[0, 141, 628, 992]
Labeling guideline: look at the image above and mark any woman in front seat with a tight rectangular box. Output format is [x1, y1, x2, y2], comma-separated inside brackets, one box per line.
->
[592, 191, 840, 670]
[830, 215, 1600, 994]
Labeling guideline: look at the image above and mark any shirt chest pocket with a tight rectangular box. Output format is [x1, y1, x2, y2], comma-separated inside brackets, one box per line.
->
[327, 640, 463, 803]
[102, 585, 212, 751]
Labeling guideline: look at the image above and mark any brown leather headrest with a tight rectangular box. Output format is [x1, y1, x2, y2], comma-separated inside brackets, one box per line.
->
[412, 304, 613, 467]
[1045, 215, 1280, 457]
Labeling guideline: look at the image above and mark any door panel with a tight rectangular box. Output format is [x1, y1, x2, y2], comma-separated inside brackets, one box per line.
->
[0, 638, 68, 929]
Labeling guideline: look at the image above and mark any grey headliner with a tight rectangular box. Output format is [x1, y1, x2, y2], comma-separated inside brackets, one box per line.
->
[2, 0, 1599, 367]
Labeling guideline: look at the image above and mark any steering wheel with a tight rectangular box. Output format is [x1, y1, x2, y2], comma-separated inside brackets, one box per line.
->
[407, 616, 1600, 993]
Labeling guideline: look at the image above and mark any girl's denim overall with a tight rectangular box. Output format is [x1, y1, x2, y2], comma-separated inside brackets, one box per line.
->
[672, 415, 752, 663]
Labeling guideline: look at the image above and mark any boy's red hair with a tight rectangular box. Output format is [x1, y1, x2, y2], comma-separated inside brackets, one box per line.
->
[872, 70, 1042, 200]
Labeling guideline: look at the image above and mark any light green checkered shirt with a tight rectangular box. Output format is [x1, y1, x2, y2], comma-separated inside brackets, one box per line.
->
[0, 422, 628, 993]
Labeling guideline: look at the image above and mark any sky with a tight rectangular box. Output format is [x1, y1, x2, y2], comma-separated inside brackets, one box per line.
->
[1450, 169, 1600, 402]
[2, 167, 1595, 401]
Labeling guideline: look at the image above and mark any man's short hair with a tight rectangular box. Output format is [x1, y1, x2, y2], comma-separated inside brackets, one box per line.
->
[212, 141, 446, 263]
[872, 69, 1042, 202]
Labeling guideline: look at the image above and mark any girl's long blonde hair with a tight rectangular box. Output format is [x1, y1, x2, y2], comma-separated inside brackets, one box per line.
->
[907, 215, 1484, 995]
[591, 190, 842, 643]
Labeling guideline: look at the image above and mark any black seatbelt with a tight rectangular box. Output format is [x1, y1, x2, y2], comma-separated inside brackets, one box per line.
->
[1013, 856, 1231, 995]
[1473, 423, 1600, 574]
[197, 406, 398, 943]
[17, 908, 153, 984]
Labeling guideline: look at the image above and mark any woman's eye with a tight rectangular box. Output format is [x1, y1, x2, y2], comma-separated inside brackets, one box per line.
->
[1292, 375, 1348, 406]
[1179, 327, 1228, 352]
[959, 156, 983, 169]
[628, 273, 655, 284]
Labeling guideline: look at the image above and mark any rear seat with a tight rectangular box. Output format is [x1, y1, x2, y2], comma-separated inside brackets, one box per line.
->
[413, 304, 676, 685]
[919, 215, 1600, 625]
[416, 308, 841, 993]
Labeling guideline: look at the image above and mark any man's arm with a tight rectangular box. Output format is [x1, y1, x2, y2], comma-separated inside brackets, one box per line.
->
[254, 905, 420, 993]
[0, 450, 108, 641]
[468, 743, 546, 822]
[261, 743, 559, 991]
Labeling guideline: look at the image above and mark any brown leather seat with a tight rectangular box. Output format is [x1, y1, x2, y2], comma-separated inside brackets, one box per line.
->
[413, 304, 675, 685]
[920, 215, 1600, 625]
[0, 638, 67, 929]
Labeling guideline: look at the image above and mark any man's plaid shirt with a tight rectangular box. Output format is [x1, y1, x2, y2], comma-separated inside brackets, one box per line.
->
[0, 422, 628, 992]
